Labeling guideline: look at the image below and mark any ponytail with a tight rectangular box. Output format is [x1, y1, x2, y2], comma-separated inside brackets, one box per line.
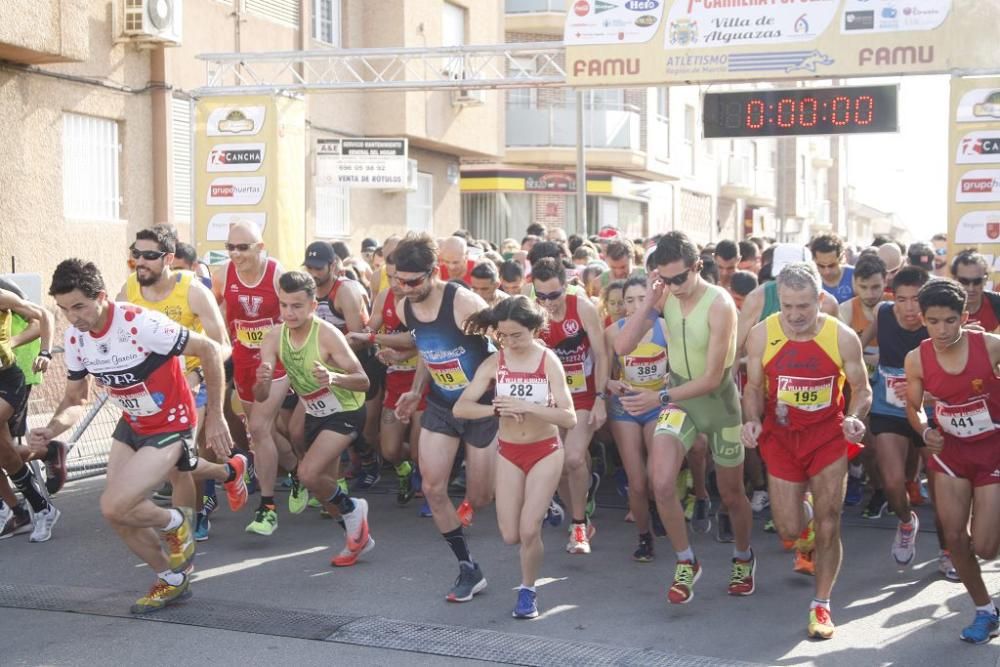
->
[463, 294, 547, 336]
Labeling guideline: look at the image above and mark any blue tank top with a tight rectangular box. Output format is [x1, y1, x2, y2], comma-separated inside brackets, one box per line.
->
[404, 282, 494, 408]
[822, 266, 855, 304]
[871, 302, 928, 418]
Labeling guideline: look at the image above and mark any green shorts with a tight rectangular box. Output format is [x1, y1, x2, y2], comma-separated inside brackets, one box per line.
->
[654, 373, 744, 468]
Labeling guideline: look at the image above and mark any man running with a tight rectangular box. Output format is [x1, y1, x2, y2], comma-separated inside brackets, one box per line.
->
[950, 250, 1000, 333]
[810, 234, 854, 304]
[533, 257, 608, 554]
[393, 233, 497, 603]
[31, 259, 231, 613]
[742, 262, 871, 640]
[256, 271, 373, 567]
[904, 280, 1000, 644]
[469, 262, 507, 307]
[617, 231, 755, 604]
[837, 254, 887, 373]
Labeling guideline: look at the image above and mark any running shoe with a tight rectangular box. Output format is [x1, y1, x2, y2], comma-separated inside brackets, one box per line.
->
[202, 494, 218, 516]
[906, 480, 926, 507]
[152, 482, 173, 501]
[844, 475, 864, 507]
[395, 461, 414, 506]
[566, 522, 591, 554]
[715, 512, 734, 544]
[28, 504, 61, 543]
[750, 490, 770, 513]
[795, 521, 816, 553]
[288, 477, 309, 515]
[862, 491, 888, 519]
[308, 496, 322, 509]
[690, 497, 711, 534]
[650, 503, 666, 537]
[331, 534, 375, 567]
[938, 550, 960, 582]
[512, 587, 539, 619]
[342, 498, 370, 552]
[793, 549, 816, 577]
[728, 552, 756, 596]
[0, 504, 31, 540]
[0, 502, 9, 529]
[354, 463, 382, 491]
[194, 512, 210, 542]
[544, 498, 565, 527]
[224, 453, 249, 512]
[276, 473, 293, 491]
[162, 509, 194, 572]
[446, 562, 487, 602]
[667, 560, 702, 604]
[457, 499, 474, 527]
[633, 534, 655, 563]
[614, 467, 629, 497]
[960, 608, 999, 644]
[130, 575, 191, 615]
[337, 478, 349, 495]
[44, 440, 68, 495]
[891, 512, 919, 568]
[585, 471, 601, 520]
[245, 507, 278, 536]
[683, 494, 695, 521]
[419, 500, 433, 518]
[808, 606, 835, 640]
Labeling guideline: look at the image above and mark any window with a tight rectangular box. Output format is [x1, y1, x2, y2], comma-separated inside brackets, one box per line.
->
[407, 172, 434, 233]
[656, 87, 669, 117]
[313, 0, 341, 46]
[315, 183, 350, 237]
[246, 0, 300, 27]
[171, 97, 192, 224]
[63, 113, 120, 222]
[442, 2, 466, 47]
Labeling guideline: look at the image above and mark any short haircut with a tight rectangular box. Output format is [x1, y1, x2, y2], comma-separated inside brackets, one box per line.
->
[331, 241, 350, 262]
[713, 240, 738, 261]
[700, 256, 719, 284]
[809, 233, 843, 257]
[931, 232, 948, 243]
[950, 248, 988, 277]
[572, 245, 597, 262]
[499, 260, 524, 282]
[623, 275, 647, 293]
[776, 262, 821, 297]
[651, 231, 699, 268]
[278, 270, 317, 300]
[918, 279, 966, 315]
[567, 234, 584, 253]
[853, 254, 887, 281]
[738, 240, 759, 261]
[174, 242, 198, 265]
[605, 239, 635, 262]
[393, 233, 438, 274]
[525, 223, 546, 237]
[521, 234, 541, 246]
[527, 240, 565, 266]
[451, 229, 470, 239]
[50, 258, 106, 299]
[531, 257, 565, 284]
[730, 270, 758, 297]
[134, 224, 177, 254]
[892, 265, 930, 292]
[470, 261, 498, 282]
[871, 235, 891, 247]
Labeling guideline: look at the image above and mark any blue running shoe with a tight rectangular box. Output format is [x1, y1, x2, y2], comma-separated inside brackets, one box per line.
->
[615, 467, 629, 497]
[844, 475, 863, 507]
[960, 608, 999, 644]
[512, 587, 538, 619]
[194, 512, 210, 542]
[419, 500, 433, 518]
[544, 498, 565, 527]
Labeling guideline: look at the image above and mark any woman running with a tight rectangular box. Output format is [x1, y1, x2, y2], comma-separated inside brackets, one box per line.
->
[599, 279, 627, 327]
[454, 296, 577, 619]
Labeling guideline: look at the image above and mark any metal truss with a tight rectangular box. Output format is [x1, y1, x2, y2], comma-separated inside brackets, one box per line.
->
[194, 42, 568, 96]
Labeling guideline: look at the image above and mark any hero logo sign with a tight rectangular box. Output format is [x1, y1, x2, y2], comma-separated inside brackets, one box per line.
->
[626, 0, 658, 10]
[574, 0, 590, 16]
[562, 319, 580, 336]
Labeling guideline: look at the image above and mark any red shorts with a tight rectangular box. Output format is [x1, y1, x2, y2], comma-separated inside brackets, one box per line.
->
[498, 435, 561, 475]
[571, 390, 596, 412]
[759, 429, 847, 483]
[927, 439, 1000, 487]
[383, 370, 427, 411]
[233, 350, 286, 403]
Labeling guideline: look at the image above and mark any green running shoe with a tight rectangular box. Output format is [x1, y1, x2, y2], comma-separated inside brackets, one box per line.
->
[288, 478, 309, 515]
[245, 507, 278, 536]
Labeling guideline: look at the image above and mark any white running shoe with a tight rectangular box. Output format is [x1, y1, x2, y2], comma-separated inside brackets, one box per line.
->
[750, 490, 770, 513]
[891, 511, 919, 568]
[29, 504, 61, 543]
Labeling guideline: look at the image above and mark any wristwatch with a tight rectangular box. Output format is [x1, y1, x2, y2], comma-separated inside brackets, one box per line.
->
[37, 350, 52, 359]
[659, 389, 671, 407]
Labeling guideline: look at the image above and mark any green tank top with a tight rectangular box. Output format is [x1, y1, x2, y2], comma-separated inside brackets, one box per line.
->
[11, 314, 41, 384]
[279, 318, 364, 417]
[760, 281, 780, 323]
[0, 310, 14, 369]
[662, 282, 735, 382]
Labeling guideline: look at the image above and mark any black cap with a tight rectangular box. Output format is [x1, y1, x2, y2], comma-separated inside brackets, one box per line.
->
[907, 242, 934, 272]
[361, 238, 378, 252]
[304, 241, 336, 269]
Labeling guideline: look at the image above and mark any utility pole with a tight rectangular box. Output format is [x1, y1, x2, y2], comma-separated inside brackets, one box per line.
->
[575, 89, 587, 237]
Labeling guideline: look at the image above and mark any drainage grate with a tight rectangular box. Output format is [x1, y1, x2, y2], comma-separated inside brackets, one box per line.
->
[0, 583, 762, 667]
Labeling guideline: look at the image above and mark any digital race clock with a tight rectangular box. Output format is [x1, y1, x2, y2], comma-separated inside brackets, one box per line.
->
[702, 85, 899, 139]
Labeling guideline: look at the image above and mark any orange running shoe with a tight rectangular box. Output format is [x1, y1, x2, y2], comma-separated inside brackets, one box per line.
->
[668, 559, 702, 604]
[906, 481, 925, 506]
[808, 606, 835, 639]
[794, 549, 816, 576]
[457, 499, 474, 527]
[224, 453, 248, 512]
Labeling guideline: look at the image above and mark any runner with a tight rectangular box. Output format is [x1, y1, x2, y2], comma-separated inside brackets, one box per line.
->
[255, 271, 373, 567]
[211, 221, 288, 536]
[950, 250, 1000, 333]
[713, 240, 739, 291]
[606, 276, 669, 561]
[904, 279, 1000, 644]
[392, 233, 498, 602]
[533, 258, 609, 555]
[616, 231, 755, 604]
[499, 261, 525, 296]
[810, 234, 855, 304]
[455, 295, 576, 618]
[440, 236, 475, 286]
[469, 262, 508, 306]
[30, 258, 232, 613]
[741, 262, 872, 640]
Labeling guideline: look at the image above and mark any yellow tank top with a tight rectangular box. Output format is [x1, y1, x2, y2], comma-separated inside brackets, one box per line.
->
[0, 310, 13, 369]
[378, 269, 390, 295]
[126, 270, 203, 373]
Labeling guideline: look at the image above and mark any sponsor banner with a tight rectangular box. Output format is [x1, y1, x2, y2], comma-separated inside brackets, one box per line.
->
[566, 0, 997, 86]
[955, 87, 1000, 123]
[954, 210, 1000, 244]
[956, 169, 1000, 203]
[205, 106, 266, 137]
[207, 143, 266, 172]
[316, 138, 408, 189]
[206, 212, 267, 242]
[956, 131, 1000, 165]
[206, 177, 266, 206]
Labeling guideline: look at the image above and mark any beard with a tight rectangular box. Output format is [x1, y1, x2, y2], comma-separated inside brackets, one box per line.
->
[136, 267, 162, 287]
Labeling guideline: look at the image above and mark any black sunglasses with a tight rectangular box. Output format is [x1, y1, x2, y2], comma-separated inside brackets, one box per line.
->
[535, 289, 564, 302]
[957, 277, 985, 287]
[658, 268, 693, 286]
[225, 243, 257, 252]
[131, 249, 167, 261]
[393, 271, 431, 288]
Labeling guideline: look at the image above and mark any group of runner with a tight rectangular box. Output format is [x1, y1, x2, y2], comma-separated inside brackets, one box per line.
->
[0, 222, 996, 644]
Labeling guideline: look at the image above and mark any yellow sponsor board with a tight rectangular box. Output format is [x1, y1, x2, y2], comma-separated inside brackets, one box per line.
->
[565, 0, 1000, 87]
[194, 96, 305, 270]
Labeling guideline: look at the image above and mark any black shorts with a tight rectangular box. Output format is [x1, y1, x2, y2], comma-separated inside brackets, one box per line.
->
[421, 398, 498, 449]
[870, 413, 923, 447]
[0, 364, 29, 436]
[304, 406, 366, 449]
[112, 417, 198, 471]
[281, 390, 299, 411]
[361, 349, 385, 402]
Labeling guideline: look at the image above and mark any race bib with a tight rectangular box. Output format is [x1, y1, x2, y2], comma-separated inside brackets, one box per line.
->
[655, 408, 686, 437]
[497, 378, 549, 406]
[235, 318, 274, 349]
[884, 374, 907, 409]
[623, 352, 667, 386]
[776, 375, 835, 412]
[936, 399, 995, 439]
[564, 362, 587, 394]
[427, 358, 470, 391]
[108, 383, 161, 417]
[301, 386, 343, 418]
[386, 352, 417, 373]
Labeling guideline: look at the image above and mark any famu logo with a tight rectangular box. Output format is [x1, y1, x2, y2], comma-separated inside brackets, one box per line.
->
[956, 131, 1000, 165]
[207, 143, 266, 172]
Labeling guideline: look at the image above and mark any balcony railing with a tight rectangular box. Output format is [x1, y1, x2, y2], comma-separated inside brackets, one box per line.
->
[506, 103, 641, 151]
[506, 0, 566, 12]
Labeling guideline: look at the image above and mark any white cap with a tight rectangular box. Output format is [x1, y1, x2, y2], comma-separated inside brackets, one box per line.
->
[771, 243, 810, 276]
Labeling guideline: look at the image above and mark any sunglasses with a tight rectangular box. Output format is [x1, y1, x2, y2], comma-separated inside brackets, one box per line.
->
[393, 271, 431, 288]
[225, 243, 257, 252]
[957, 277, 985, 287]
[658, 268, 693, 286]
[130, 249, 167, 261]
[535, 289, 564, 302]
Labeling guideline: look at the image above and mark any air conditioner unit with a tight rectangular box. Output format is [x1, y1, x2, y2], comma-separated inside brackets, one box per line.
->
[121, 0, 183, 46]
[386, 159, 419, 193]
[452, 88, 487, 108]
